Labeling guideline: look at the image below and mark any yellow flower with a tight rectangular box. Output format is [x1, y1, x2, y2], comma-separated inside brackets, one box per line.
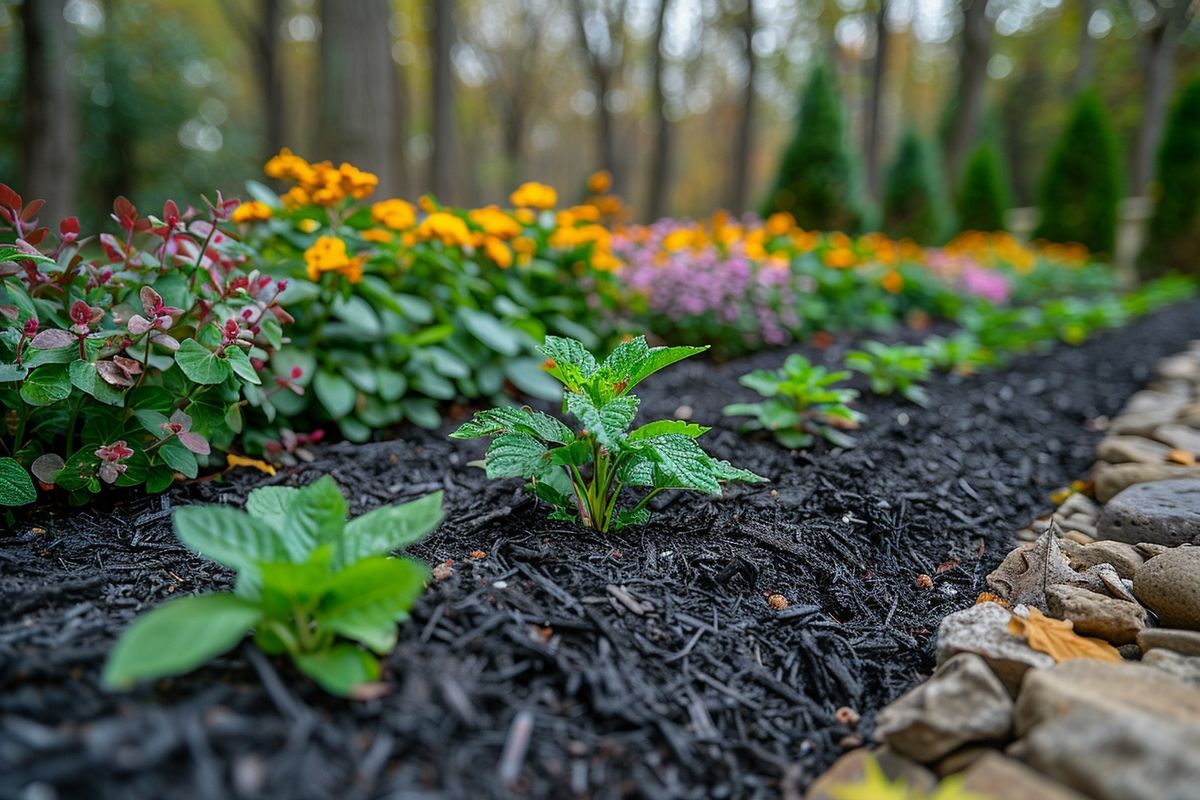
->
[482, 236, 513, 268]
[361, 228, 394, 244]
[587, 170, 612, 194]
[415, 212, 473, 247]
[823, 247, 857, 269]
[764, 211, 795, 237]
[338, 162, 378, 200]
[282, 186, 311, 210]
[469, 206, 523, 239]
[231, 200, 273, 224]
[298, 218, 321, 234]
[371, 199, 417, 231]
[264, 147, 311, 181]
[662, 229, 694, 252]
[304, 236, 363, 283]
[510, 181, 558, 210]
[418, 194, 438, 214]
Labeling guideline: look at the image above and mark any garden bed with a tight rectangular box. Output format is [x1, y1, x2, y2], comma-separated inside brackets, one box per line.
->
[4, 298, 1200, 800]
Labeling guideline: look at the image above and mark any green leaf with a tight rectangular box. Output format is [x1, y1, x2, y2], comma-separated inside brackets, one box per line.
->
[622, 344, 707, 394]
[174, 505, 290, 573]
[0, 362, 28, 382]
[176, 339, 232, 385]
[0, 457, 36, 507]
[279, 476, 348, 561]
[450, 405, 572, 444]
[538, 336, 597, 389]
[19, 364, 71, 406]
[244, 179, 282, 208]
[68, 360, 125, 406]
[637, 434, 722, 493]
[628, 420, 710, 441]
[485, 432, 550, 479]
[548, 439, 592, 467]
[245, 486, 299, 530]
[319, 556, 428, 652]
[460, 308, 523, 356]
[615, 508, 650, 529]
[291, 644, 380, 697]
[157, 437, 199, 479]
[103, 593, 261, 689]
[338, 491, 443, 567]
[225, 347, 262, 385]
[314, 370, 357, 417]
[0, 246, 55, 266]
[565, 393, 638, 450]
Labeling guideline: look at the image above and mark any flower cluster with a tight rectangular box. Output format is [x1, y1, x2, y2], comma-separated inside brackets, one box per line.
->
[266, 148, 379, 207]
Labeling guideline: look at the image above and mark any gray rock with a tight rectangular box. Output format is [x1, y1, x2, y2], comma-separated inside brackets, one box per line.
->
[1058, 517, 1098, 540]
[1180, 402, 1200, 428]
[1152, 423, 1200, 453]
[1133, 547, 1200, 630]
[1109, 409, 1184, 437]
[874, 653, 1013, 763]
[1096, 479, 1200, 545]
[1136, 542, 1171, 558]
[936, 602, 1054, 695]
[1143, 649, 1200, 686]
[1139, 627, 1200, 657]
[1093, 463, 1200, 503]
[959, 752, 1089, 800]
[1057, 539, 1144, 579]
[1015, 660, 1200, 735]
[1044, 584, 1147, 645]
[1095, 435, 1173, 465]
[1022, 708, 1200, 800]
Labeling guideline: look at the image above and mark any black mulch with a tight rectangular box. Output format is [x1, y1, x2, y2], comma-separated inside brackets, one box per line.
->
[3, 300, 1199, 800]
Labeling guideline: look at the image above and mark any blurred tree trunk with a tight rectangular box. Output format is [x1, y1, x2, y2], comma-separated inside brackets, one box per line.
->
[644, 0, 671, 221]
[1072, 0, 1097, 91]
[20, 0, 78, 221]
[1130, 0, 1190, 196]
[429, 0, 456, 201]
[725, 0, 756, 214]
[317, 0, 400, 196]
[945, 0, 991, 184]
[571, 0, 625, 190]
[260, 0, 284, 160]
[863, 0, 889, 200]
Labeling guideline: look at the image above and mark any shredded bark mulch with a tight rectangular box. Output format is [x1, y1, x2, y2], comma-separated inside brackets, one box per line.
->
[3, 300, 1199, 800]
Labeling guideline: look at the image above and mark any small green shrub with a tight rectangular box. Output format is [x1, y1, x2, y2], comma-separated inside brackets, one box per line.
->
[1034, 90, 1121, 255]
[723, 354, 863, 449]
[922, 331, 986, 374]
[846, 341, 933, 406]
[882, 130, 951, 245]
[761, 64, 865, 232]
[451, 335, 764, 532]
[1141, 78, 1200, 277]
[103, 477, 443, 697]
[956, 142, 1011, 232]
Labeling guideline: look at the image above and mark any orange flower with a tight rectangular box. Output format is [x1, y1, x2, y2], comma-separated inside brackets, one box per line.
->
[371, 199, 417, 231]
[510, 181, 558, 210]
[881, 269, 904, 294]
[304, 236, 363, 283]
[587, 170, 612, 194]
[482, 236, 513, 268]
[231, 200, 273, 224]
[823, 247, 856, 269]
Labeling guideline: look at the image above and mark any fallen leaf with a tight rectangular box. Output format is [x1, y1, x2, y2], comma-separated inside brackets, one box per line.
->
[1007, 607, 1123, 664]
[226, 454, 277, 476]
[1166, 448, 1197, 466]
[935, 557, 960, 574]
[975, 592, 1009, 608]
[469, 549, 487, 560]
[986, 526, 1108, 609]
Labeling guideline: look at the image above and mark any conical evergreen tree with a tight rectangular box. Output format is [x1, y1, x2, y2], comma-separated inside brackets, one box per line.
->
[1141, 78, 1200, 276]
[761, 64, 864, 232]
[956, 141, 1012, 232]
[882, 130, 951, 245]
[1034, 90, 1122, 254]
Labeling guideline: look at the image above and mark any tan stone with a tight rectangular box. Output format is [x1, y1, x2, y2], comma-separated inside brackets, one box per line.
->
[1095, 435, 1173, 465]
[1138, 627, 1200, 657]
[1056, 539, 1144, 579]
[1044, 584, 1148, 645]
[958, 752, 1088, 800]
[1092, 462, 1200, 503]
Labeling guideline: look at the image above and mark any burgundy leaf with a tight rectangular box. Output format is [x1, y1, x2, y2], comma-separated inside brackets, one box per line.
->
[178, 431, 210, 456]
[29, 329, 74, 349]
[96, 360, 135, 387]
[127, 314, 152, 335]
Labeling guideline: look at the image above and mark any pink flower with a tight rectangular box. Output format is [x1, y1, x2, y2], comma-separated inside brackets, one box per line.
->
[159, 410, 210, 455]
[96, 440, 134, 484]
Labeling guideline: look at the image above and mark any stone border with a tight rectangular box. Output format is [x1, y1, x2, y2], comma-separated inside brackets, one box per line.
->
[807, 343, 1200, 800]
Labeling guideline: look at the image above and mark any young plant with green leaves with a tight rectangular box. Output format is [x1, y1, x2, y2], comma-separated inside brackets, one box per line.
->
[846, 341, 934, 406]
[722, 354, 863, 449]
[451, 335, 764, 532]
[921, 331, 986, 374]
[103, 477, 442, 697]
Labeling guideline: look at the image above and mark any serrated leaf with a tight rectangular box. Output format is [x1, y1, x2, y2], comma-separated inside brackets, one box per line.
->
[102, 593, 261, 689]
[338, 491, 443, 567]
[539, 335, 598, 389]
[280, 476, 347, 562]
[628, 420, 710, 440]
[485, 432, 550, 479]
[637, 434, 721, 493]
[245, 486, 299, 530]
[451, 405, 572, 444]
[615, 508, 650, 529]
[565, 393, 638, 450]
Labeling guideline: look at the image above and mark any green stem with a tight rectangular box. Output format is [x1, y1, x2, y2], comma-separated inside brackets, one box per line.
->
[64, 396, 83, 455]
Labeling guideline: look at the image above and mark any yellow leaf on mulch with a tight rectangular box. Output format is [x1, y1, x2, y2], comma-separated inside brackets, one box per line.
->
[226, 454, 277, 476]
[1166, 448, 1197, 466]
[1007, 607, 1122, 664]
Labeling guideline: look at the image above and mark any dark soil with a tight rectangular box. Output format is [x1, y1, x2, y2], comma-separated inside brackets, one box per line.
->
[4, 300, 1200, 800]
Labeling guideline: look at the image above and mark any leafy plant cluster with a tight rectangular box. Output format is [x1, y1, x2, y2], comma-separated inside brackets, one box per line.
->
[846, 341, 935, 407]
[723, 354, 863, 449]
[0, 186, 292, 507]
[452, 335, 764, 532]
[104, 477, 443, 697]
[233, 152, 627, 444]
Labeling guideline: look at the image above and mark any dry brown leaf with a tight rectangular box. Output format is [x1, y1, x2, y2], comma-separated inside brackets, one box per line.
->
[936, 557, 961, 574]
[1007, 607, 1123, 664]
[1166, 448, 1197, 466]
[986, 527, 1108, 609]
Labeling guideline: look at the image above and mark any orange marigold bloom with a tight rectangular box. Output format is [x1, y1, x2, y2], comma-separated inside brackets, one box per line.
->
[231, 200, 273, 224]
[823, 247, 857, 269]
[510, 181, 558, 210]
[470, 206, 523, 239]
[482, 236, 513, 268]
[372, 199, 417, 231]
[881, 269, 904, 294]
[587, 170, 612, 194]
[416, 212, 473, 247]
[361, 228, 394, 244]
[304, 236, 363, 284]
